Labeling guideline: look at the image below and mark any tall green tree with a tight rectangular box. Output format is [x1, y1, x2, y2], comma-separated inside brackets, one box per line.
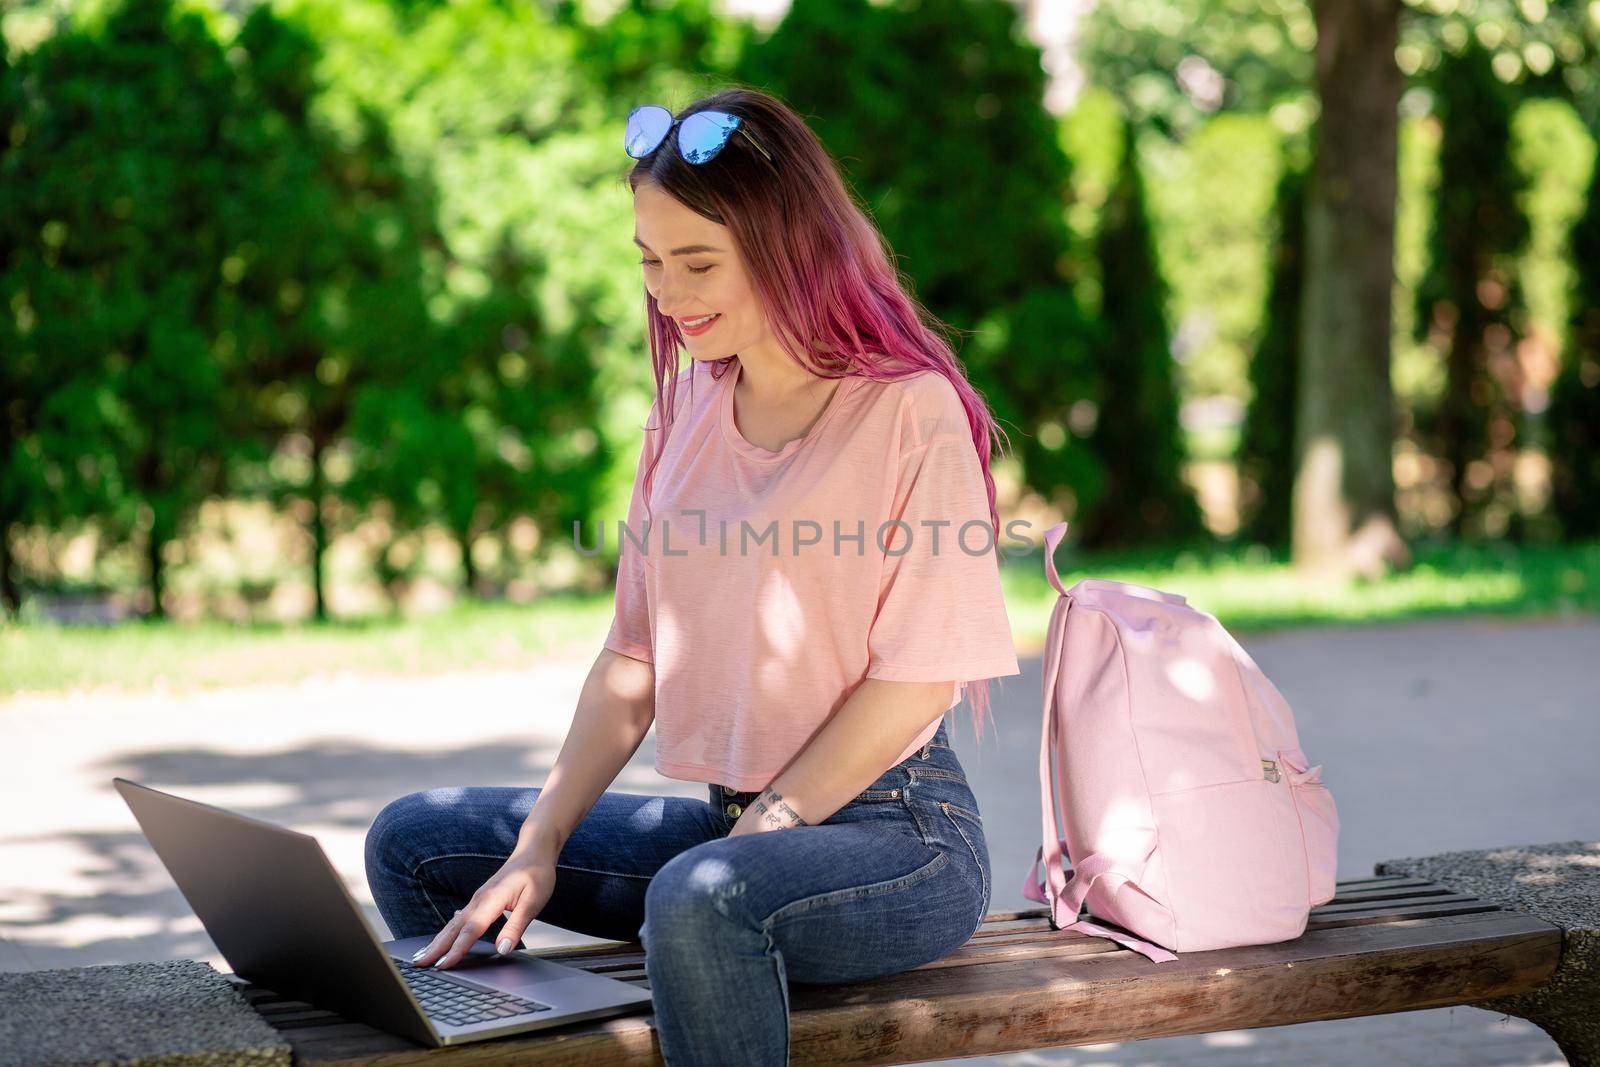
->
[1239, 138, 1309, 548]
[226, 5, 441, 620]
[1547, 155, 1600, 538]
[739, 0, 1100, 529]
[1411, 38, 1531, 539]
[1, 0, 251, 619]
[0, 45, 35, 618]
[281, 0, 619, 590]
[1077, 115, 1206, 548]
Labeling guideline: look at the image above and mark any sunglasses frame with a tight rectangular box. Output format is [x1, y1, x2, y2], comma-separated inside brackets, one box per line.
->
[625, 105, 774, 166]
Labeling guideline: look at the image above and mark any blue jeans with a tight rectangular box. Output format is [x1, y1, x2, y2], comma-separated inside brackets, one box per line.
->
[364, 719, 991, 1065]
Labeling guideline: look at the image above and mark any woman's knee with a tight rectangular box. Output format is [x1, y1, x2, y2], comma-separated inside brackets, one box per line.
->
[364, 788, 454, 876]
[364, 792, 413, 874]
[366, 786, 543, 872]
[642, 845, 746, 945]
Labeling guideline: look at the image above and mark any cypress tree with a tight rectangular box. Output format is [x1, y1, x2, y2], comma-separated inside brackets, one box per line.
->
[1411, 38, 1531, 539]
[738, 0, 1099, 527]
[1547, 151, 1600, 538]
[1077, 114, 1206, 548]
[1239, 138, 1309, 549]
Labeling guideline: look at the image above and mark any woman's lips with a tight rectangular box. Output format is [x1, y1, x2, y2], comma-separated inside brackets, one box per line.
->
[680, 313, 720, 336]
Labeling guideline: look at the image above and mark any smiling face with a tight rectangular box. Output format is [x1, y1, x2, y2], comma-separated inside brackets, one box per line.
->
[633, 182, 769, 364]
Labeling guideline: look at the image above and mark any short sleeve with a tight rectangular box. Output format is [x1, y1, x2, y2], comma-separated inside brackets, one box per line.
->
[865, 417, 1020, 686]
[603, 415, 659, 664]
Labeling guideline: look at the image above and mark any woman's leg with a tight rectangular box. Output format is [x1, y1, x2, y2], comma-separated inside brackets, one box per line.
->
[642, 722, 990, 1066]
[364, 785, 723, 946]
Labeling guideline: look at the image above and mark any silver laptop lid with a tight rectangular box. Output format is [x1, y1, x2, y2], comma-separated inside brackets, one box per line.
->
[112, 777, 437, 1046]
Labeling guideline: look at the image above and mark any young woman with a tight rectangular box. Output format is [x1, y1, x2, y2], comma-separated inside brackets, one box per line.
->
[365, 87, 1020, 1065]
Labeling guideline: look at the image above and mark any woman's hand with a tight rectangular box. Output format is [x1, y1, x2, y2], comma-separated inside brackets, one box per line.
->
[409, 848, 558, 970]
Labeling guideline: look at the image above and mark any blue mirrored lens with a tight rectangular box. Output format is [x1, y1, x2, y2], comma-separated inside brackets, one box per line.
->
[678, 111, 738, 164]
[625, 105, 673, 159]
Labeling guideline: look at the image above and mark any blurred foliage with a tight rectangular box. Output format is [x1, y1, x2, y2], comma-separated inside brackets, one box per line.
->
[1078, 0, 1317, 137]
[1397, 0, 1600, 122]
[1077, 0, 1599, 136]
[1142, 111, 1283, 400]
[1, 0, 1598, 629]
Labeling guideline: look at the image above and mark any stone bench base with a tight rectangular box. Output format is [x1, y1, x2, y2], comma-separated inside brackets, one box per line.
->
[0, 958, 291, 1067]
[1376, 838, 1600, 1067]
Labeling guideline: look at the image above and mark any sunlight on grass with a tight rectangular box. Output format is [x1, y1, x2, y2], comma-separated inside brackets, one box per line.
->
[1000, 537, 1591, 649]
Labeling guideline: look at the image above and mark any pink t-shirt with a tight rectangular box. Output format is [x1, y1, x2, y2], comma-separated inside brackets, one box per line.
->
[604, 357, 1020, 790]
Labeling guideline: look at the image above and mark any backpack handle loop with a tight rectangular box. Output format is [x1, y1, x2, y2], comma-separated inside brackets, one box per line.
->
[1044, 522, 1071, 597]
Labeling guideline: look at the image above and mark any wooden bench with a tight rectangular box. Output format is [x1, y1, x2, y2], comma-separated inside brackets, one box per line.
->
[227, 872, 1576, 1066]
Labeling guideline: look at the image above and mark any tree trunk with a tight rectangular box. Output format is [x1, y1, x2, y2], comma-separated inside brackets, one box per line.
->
[1442, 320, 1475, 538]
[1295, 0, 1413, 579]
[146, 517, 166, 620]
[0, 524, 19, 619]
[457, 526, 478, 599]
[140, 445, 168, 621]
[310, 436, 329, 623]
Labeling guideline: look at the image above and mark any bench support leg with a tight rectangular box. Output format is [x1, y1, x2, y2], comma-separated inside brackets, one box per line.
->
[1470, 930, 1600, 1067]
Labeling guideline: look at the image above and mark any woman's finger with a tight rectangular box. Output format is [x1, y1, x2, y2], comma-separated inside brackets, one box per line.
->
[433, 891, 510, 970]
[411, 909, 464, 967]
[494, 899, 537, 956]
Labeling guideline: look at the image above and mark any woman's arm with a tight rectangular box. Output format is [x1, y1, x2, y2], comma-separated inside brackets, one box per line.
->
[412, 646, 656, 969]
[732, 677, 951, 835]
[518, 647, 657, 859]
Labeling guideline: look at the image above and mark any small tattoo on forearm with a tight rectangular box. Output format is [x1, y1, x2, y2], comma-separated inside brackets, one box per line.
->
[752, 788, 807, 828]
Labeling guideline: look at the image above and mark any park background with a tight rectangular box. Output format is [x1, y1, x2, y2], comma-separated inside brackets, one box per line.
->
[2, 0, 1598, 1063]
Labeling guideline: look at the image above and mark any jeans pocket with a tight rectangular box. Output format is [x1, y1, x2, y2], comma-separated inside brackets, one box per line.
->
[907, 766, 983, 821]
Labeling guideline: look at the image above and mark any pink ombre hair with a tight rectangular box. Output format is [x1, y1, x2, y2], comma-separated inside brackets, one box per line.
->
[625, 86, 1014, 740]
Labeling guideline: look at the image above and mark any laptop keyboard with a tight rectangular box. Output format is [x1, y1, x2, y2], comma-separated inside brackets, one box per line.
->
[394, 959, 555, 1026]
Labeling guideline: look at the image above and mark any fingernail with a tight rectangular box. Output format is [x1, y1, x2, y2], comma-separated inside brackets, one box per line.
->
[496, 938, 513, 955]
[411, 949, 426, 961]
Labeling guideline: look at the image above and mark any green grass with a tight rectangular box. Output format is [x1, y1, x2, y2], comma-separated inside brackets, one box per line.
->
[0, 591, 619, 697]
[1005, 536, 1599, 634]
[3, 538, 1596, 698]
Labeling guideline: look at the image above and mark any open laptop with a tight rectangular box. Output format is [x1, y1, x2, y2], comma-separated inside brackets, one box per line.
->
[113, 778, 654, 1047]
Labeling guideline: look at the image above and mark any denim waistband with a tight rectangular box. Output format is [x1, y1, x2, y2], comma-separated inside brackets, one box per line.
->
[709, 722, 952, 806]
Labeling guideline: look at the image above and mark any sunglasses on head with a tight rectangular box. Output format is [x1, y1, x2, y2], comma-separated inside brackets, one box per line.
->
[625, 105, 774, 165]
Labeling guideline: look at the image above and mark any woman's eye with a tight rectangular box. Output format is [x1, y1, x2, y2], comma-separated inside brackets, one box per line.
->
[637, 258, 713, 275]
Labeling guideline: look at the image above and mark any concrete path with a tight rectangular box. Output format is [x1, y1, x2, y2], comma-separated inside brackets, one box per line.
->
[4, 614, 1595, 1065]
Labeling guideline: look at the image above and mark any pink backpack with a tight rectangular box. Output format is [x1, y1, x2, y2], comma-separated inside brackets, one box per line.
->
[1022, 522, 1340, 963]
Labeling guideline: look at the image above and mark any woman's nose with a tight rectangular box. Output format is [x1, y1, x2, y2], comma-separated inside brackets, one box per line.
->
[656, 292, 688, 318]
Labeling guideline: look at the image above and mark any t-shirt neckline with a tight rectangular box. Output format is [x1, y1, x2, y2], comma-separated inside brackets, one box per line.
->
[718, 358, 860, 463]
